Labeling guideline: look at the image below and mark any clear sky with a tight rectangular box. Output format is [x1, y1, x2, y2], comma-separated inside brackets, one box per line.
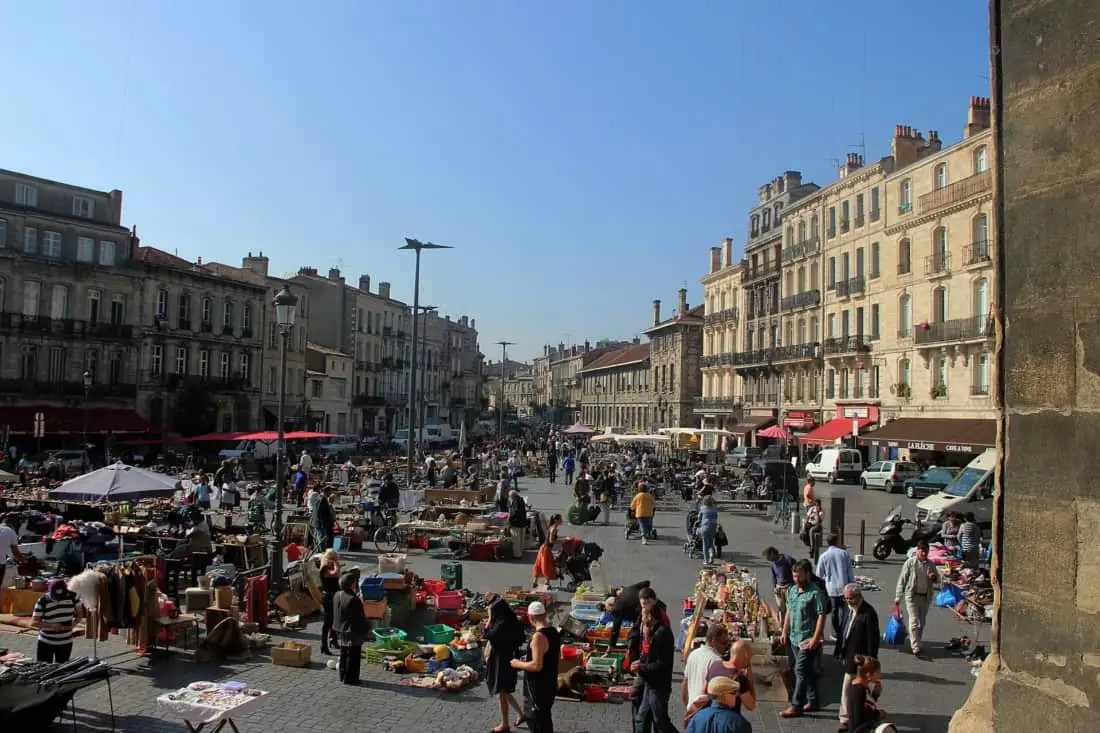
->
[0, 1, 990, 361]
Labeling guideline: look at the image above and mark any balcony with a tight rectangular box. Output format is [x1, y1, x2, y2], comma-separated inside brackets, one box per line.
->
[744, 392, 779, 407]
[924, 252, 951, 277]
[742, 259, 781, 283]
[781, 236, 821, 263]
[772, 343, 820, 362]
[394, 330, 407, 339]
[352, 394, 385, 407]
[898, 201, 913, 215]
[381, 357, 396, 369]
[919, 170, 992, 215]
[840, 218, 850, 233]
[178, 318, 192, 331]
[964, 240, 992, 267]
[703, 308, 739, 326]
[356, 360, 368, 370]
[200, 321, 212, 333]
[854, 214, 865, 228]
[732, 349, 772, 368]
[913, 316, 993, 346]
[0, 379, 138, 399]
[241, 327, 252, 338]
[693, 396, 741, 415]
[0, 315, 136, 340]
[823, 335, 871, 356]
[450, 397, 467, 407]
[970, 384, 990, 396]
[382, 326, 393, 337]
[835, 276, 866, 299]
[827, 226, 837, 238]
[220, 325, 234, 336]
[702, 353, 734, 368]
[870, 208, 880, 222]
[781, 289, 821, 312]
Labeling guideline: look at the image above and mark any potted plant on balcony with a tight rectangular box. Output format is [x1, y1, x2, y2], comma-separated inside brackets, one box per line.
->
[894, 382, 912, 399]
[930, 383, 948, 399]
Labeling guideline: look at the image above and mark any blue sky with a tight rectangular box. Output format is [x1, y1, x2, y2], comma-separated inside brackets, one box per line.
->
[0, 1, 990, 361]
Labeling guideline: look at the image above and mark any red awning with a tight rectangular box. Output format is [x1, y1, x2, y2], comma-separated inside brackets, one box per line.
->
[1, 406, 153, 435]
[285, 431, 338, 440]
[801, 417, 874, 445]
[186, 432, 244, 442]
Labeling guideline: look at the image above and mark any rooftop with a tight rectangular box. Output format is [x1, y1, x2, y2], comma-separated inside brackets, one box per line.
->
[646, 304, 705, 334]
[582, 343, 651, 372]
[136, 246, 265, 289]
[306, 342, 351, 358]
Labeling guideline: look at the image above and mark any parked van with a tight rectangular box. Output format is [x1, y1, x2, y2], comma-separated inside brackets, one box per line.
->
[218, 439, 277, 461]
[915, 449, 995, 528]
[805, 448, 864, 484]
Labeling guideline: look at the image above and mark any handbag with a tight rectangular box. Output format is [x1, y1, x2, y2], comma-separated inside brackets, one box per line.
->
[882, 609, 906, 646]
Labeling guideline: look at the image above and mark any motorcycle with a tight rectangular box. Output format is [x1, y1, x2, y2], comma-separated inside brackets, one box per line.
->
[873, 504, 942, 560]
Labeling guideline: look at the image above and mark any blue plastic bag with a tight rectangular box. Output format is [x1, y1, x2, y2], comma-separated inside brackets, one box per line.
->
[936, 584, 964, 608]
[883, 611, 906, 646]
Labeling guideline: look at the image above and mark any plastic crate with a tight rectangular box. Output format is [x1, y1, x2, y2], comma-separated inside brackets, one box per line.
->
[435, 611, 463, 627]
[451, 646, 483, 667]
[360, 577, 385, 601]
[362, 599, 388, 619]
[433, 591, 464, 610]
[364, 639, 419, 664]
[423, 624, 456, 644]
[421, 579, 447, 595]
[372, 626, 408, 642]
[427, 658, 452, 673]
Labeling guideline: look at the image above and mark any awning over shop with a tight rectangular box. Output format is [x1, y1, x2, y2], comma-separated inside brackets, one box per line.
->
[783, 411, 817, 430]
[1, 406, 153, 435]
[801, 417, 874, 445]
[858, 418, 995, 453]
[728, 415, 776, 434]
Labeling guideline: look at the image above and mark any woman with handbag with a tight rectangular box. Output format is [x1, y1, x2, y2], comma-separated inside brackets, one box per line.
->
[484, 597, 526, 732]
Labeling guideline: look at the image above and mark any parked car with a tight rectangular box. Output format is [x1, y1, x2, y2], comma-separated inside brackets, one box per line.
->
[860, 460, 922, 493]
[903, 466, 961, 499]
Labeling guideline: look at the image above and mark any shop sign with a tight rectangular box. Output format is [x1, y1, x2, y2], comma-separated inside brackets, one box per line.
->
[907, 441, 935, 451]
[843, 407, 869, 419]
[945, 444, 977, 453]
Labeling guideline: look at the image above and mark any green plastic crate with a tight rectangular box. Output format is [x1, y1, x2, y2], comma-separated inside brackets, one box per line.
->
[364, 638, 419, 664]
[372, 626, 408, 642]
[441, 561, 463, 590]
[423, 624, 456, 644]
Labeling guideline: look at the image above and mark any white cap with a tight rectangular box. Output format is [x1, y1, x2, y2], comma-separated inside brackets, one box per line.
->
[527, 601, 547, 617]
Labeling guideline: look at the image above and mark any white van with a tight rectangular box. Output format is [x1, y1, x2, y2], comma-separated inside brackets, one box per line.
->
[805, 448, 864, 484]
[915, 448, 995, 527]
[218, 439, 277, 461]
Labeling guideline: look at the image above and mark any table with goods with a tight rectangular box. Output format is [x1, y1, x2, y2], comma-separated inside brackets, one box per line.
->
[156, 681, 268, 733]
[0, 652, 118, 728]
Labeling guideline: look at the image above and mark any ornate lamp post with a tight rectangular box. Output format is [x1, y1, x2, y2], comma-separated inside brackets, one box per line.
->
[270, 285, 298, 592]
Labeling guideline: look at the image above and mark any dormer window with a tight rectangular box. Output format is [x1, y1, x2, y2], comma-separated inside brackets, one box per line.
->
[15, 184, 37, 207]
[72, 197, 94, 218]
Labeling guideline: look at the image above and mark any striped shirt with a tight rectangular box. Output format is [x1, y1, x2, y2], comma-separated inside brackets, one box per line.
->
[958, 521, 981, 553]
[32, 595, 76, 645]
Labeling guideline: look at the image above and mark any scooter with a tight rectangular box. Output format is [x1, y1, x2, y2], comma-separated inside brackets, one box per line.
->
[873, 504, 942, 560]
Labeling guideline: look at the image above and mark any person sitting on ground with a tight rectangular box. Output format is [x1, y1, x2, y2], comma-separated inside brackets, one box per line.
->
[844, 654, 884, 732]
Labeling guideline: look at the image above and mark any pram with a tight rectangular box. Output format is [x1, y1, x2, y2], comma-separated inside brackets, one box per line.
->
[683, 510, 702, 558]
[561, 542, 604, 591]
[624, 509, 658, 540]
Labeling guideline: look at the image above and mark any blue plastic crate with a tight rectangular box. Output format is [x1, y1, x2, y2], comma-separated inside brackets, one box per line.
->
[361, 577, 385, 601]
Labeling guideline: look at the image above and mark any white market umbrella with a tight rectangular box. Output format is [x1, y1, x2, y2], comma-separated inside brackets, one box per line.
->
[0, 468, 17, 482]
[50, 461, 182, 503]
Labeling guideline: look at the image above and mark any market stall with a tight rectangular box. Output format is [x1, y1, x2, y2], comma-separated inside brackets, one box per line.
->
[157, 681, 268, 733]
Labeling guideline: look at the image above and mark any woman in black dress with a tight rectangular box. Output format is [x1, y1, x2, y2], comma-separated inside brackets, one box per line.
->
[484, 596, 525, 733]
[511, 601, 560, 733]
[318, 549, 341, 655]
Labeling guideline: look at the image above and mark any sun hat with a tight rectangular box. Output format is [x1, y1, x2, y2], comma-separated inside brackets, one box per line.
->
[706, 676, 740, 696]
[527, 601, 547, 616]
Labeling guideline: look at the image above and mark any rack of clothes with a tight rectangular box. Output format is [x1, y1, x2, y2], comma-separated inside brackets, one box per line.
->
[66, 557, 162, 653]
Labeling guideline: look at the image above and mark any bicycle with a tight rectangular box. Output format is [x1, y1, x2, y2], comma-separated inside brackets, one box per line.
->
[774, 495, 793, 526]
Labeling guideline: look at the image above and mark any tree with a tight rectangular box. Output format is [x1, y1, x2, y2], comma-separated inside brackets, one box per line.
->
[171, 381, 219, 437]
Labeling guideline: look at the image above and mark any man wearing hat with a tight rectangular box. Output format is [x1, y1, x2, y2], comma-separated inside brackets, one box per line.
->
[511, 601, 560, 732]
[685, 677, 753, 733]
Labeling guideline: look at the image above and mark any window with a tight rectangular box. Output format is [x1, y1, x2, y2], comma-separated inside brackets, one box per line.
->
[0, 218, 6, 247]
[974, 146, 988, 174]
[935, 357, 949, 396]
[85, 350, 98, 382]
[899, 179, 912, 212]
[77, 237, 95, 262]
[933, 286, 948, 322]
[222, 300, 233, 328]
[199, 350, 210, 378]
[828, 257, 837, 288]
[899, 294, 912, 337]
[23, 281, 41, 317]
[48, 347, 65, 383]
[898, 238, 912, 274]
[151, 345, 163, 376]
[841, 310, 851, 338]
[974, 353, 990, 395]
[175, 347, 187, 375]
[178, 293, 191, 323]
[785, 271, 794, 296]
[870, 242, 881, 278]
[108, 353, 122, 384]
[785, 320, 794, 346]
[871, 304, 881, 340]
[23, 226, 37, 253]
[841, 201, 850, 232]
[220, 352, 231, 380]
[934, 164, 948, 190]
[828, 207, 837, 236]
[898, 358, 911, 390]
[15, 184, 37, 207]
[855, 247, 865, 278]
[267, 366, 277, 394]
[855, 194, 865, 225]
[870, 187, 880, 220]
[827, 313, 836, 339]
[933, 227, 948, 266]
[42, 231, 62, 258]
[242, 304, 252, 332]
[50, 284, 68, 320]
[842, 252, 851, 281]
[750, 215, 760, 236]
[810, 262, 819, 290]
[797, 266, 806, 292]
[72, 197, 94, 218]
[110, 295, 124, 325]
[155, 289, 168, 319]
[88, 290, 101, 323]
[201, 297, 212, 324]
[854, 369, 864, 398]
[855, 307, 865, 337]
[21, 347, 38, 379]
[974, 278, 989, 319]
[240, 353, 250, 384]
[98, 241, 116, 266]
[762, 210, 771, 231]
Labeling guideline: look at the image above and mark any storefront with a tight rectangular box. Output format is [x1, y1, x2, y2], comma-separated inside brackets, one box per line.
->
[799, 404, 880, 455]
[858, 417, 995, 466]
[728, 414, 777, 448]
[782, 410, 819, 435]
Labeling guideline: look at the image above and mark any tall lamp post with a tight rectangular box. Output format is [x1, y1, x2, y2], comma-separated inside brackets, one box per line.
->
[417, 306, 438, 445]
[496, 341, 514, 436]
[399, 238, 451, 488]
[270, 285, 298, 593]
[82, 370, 92, 466]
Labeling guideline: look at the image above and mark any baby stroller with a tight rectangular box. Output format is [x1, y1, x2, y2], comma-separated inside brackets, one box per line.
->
[624, 509, 658, 540]
[562, 542, 604, 591]
[683, 510, 702, 558]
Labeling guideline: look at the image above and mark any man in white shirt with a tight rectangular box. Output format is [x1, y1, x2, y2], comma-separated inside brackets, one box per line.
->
[682, 623, 731, 706]
[299, 450, 313, 475]
[0, 520, 25, 596]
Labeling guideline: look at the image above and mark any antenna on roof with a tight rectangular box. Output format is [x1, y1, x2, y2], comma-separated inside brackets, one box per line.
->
[848, 132, 866, 162]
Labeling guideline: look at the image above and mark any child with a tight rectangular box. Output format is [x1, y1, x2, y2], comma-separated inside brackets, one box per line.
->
[599, 492, 611, 526]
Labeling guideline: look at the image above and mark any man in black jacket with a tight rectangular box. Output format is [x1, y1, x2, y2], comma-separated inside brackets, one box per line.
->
[631, 600, 677, 733]
[835, 583, 880, 732]
[608, 580, 652, 649]
[332, 570, 368, 685]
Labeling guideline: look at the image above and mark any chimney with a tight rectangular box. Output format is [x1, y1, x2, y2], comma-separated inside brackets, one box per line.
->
[678, 288, 688, 316]
[758, 184, 770, 203]
[723, 237, 734, 268]
[926, 130, 943, 153]
[839, 152, 864, 178]
[377, 282, 391, 299]
[328, 267, 342, 282]
[652, 299, 662, 327]
[242, 250, 269, 277]
[709, 246, 722, 273]
[965, 96, 991, 138]
[358, 274, 371, 293]
[470, 318, 475, 329]
[891, 124, 920, 169]
[633, 336, 641, 345]
[298, 266, 318, 277]
[782, 170, 802, 191]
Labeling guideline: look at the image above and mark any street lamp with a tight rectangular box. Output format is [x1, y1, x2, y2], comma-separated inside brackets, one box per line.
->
[417, 306, 437, 448]
[399, 238, 451, 488]
[270, 284, 298, 593]
[82, 370, 92, 464]
[496, 341, 514, 436]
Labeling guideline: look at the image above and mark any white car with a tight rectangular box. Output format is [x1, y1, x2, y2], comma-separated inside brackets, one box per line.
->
[859, 460, 921, 493]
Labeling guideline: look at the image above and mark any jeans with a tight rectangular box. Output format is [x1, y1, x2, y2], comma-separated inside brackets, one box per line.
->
[510, 472, 519, 490]
[339, 643, 362, 684]
[37, 641, 73, 663]
[638, 516, 654, 538]
[700, 527, 717, 563]
[565, 470, 574, 484]
[830, 596, 847, 639]
[634, 685, 676, 733]
[790, 646, 820, 710]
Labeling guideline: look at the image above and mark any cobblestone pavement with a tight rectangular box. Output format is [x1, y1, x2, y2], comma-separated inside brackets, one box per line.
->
[1, 474, 973, 732]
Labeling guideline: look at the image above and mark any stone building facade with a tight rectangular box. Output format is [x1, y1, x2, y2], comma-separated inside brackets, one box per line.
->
[305, 342, 354, 434]
[548, 343, 623, 424]
[579, 342, 651, 430]
[645, 289, 704, 430]
[0, 169, 147, 440]
[695, 239, 744, 446]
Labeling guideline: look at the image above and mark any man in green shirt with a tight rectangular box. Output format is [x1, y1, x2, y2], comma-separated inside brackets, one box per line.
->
[780, 558, 828, 718]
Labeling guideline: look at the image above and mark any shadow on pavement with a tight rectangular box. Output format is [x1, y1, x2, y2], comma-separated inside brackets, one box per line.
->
[885, 669, 968, 686]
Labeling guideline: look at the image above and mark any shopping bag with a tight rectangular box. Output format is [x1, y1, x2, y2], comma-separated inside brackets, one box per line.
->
[936, 584, 964, 608]
[883, 611, 907, 646]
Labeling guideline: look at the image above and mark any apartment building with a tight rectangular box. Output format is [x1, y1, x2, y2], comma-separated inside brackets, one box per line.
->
[547, 342, 626, 424]
[579, 342, 651, 431]
[532, 351, 553, 417]
[136, 246, 267, 433]
[205, 252, 310, 430]
[0, 169, 149, 439]
[695, 239, 744, 448]
[645, 289, 704, 430]
[486, 365, 535, 417]
[305, 343, 354, 434]
[416, 309, 482, 429]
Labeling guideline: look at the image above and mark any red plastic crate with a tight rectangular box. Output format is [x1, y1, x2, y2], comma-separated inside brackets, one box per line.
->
[435, 611, 463, 627]
[421, 579, 447, 595]
[469, 543, 497, 561]
[433, 591, 464, 610]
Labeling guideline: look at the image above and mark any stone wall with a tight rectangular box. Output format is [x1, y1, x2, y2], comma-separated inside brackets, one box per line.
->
[951, 1, 1100, 731]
